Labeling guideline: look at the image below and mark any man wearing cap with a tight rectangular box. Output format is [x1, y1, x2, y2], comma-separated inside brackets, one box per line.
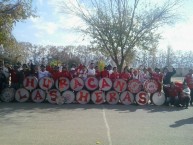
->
[183, 69, 193, 106]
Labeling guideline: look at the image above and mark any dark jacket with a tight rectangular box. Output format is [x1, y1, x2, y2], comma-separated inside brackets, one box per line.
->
[163, 68, 176, 84]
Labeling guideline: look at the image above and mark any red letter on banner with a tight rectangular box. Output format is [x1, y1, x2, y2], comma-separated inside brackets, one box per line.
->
[102, 79, 110, 88]
[43, 78, 52, 89]
[109, 92, 117, 102]
[122, 93, 131, 102]
[95, 91, 103, 103]
[25, 78, 35, 88]
[114, 80, 124, 92]
[88, 78, 97, 89]
[18, 90, 27, 100]
[59, 79, 68, 89]
[34, 90, 43, 100]
[74, 79, 83, 90]
[78, 91, 89, 102]
[49, 90, 58, 101]
[138, 92, 146, 104]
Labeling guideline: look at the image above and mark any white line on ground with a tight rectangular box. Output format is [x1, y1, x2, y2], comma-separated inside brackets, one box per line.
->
[102, 105, 113, 145]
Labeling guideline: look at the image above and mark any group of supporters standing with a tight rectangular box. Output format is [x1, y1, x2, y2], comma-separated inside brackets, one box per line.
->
[0, 62, 192, 108]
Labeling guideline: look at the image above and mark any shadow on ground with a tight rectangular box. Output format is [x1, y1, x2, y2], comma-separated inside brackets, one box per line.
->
[0, 101, 186, 116]
[170, 117, 193, 128]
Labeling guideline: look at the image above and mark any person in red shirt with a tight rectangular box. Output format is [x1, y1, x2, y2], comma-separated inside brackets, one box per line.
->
[101, 66, 109, 78]
[120, 66, 131, 82]
[151, 68, 163, 92]
[110, 67, 120, 82]
[69, 64, 78, 79]
[51, 66, 60, 82]
[95, 65, 101, 80]
[59, 66, 72, 80]
[166, 82, 182, 107]
[183, 69, 193, 106]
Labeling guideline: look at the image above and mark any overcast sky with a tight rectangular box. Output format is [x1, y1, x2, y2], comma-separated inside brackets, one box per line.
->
[13, 0, 193, 51]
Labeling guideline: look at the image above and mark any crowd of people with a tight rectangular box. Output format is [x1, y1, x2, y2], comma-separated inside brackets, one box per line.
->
[0, 61, 192, 108]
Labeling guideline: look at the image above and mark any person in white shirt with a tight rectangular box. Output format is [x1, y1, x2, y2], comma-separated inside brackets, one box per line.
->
[87, 63, 95, 77]
[38, 65, 51, 80]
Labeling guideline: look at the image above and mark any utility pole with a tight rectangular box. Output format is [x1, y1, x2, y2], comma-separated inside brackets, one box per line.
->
[166, 45, 171, 66]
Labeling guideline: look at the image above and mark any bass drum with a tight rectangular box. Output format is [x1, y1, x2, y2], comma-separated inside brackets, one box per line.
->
[143, 79, 158, 94]
[135, 91, 149, 105]
[0, 88, 15, 102]
[120, 91, 134, 105]
[128, 79, 142, 94]
[31, 89, 46, 103]
[15, 88, 30, 102]
[152, 92, 165, 106]
[62, 91, 75, 104]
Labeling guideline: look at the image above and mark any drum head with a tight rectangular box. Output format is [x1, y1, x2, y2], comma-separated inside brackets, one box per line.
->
[23, 76, 38, 91]
[152, 92, 165, 106]
[47, 89, 61, 104]
[91, 90, 105, 104]
[56, 96, 65, 105]
[0, 88, 15, 102]
[70, 77, 84, 91]
[120, 91, 134, 105]
[105, 90, 119, 105]
[31, 89, 46, 103]
[85, 77, 99, 91]
[113, 79, 127, 93]
[99, 78, 112, 91]
[128, 79, 142, 94]
[15, 88, 29, 102]
[135, 91, 149, 105]
[76, 90, 90, 104]
[143, 79, 158, 94]
[39, 77, 54, 91]
[55, 77, 70, 92]
[62, 91, 75, 104]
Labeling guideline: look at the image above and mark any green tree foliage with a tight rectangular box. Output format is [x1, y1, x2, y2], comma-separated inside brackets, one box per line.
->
[61, 0, 182, 71]
[0, 0, 36, 47]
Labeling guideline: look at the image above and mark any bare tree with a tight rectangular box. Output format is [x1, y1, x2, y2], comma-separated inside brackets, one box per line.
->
[60, 0, 182, 71]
